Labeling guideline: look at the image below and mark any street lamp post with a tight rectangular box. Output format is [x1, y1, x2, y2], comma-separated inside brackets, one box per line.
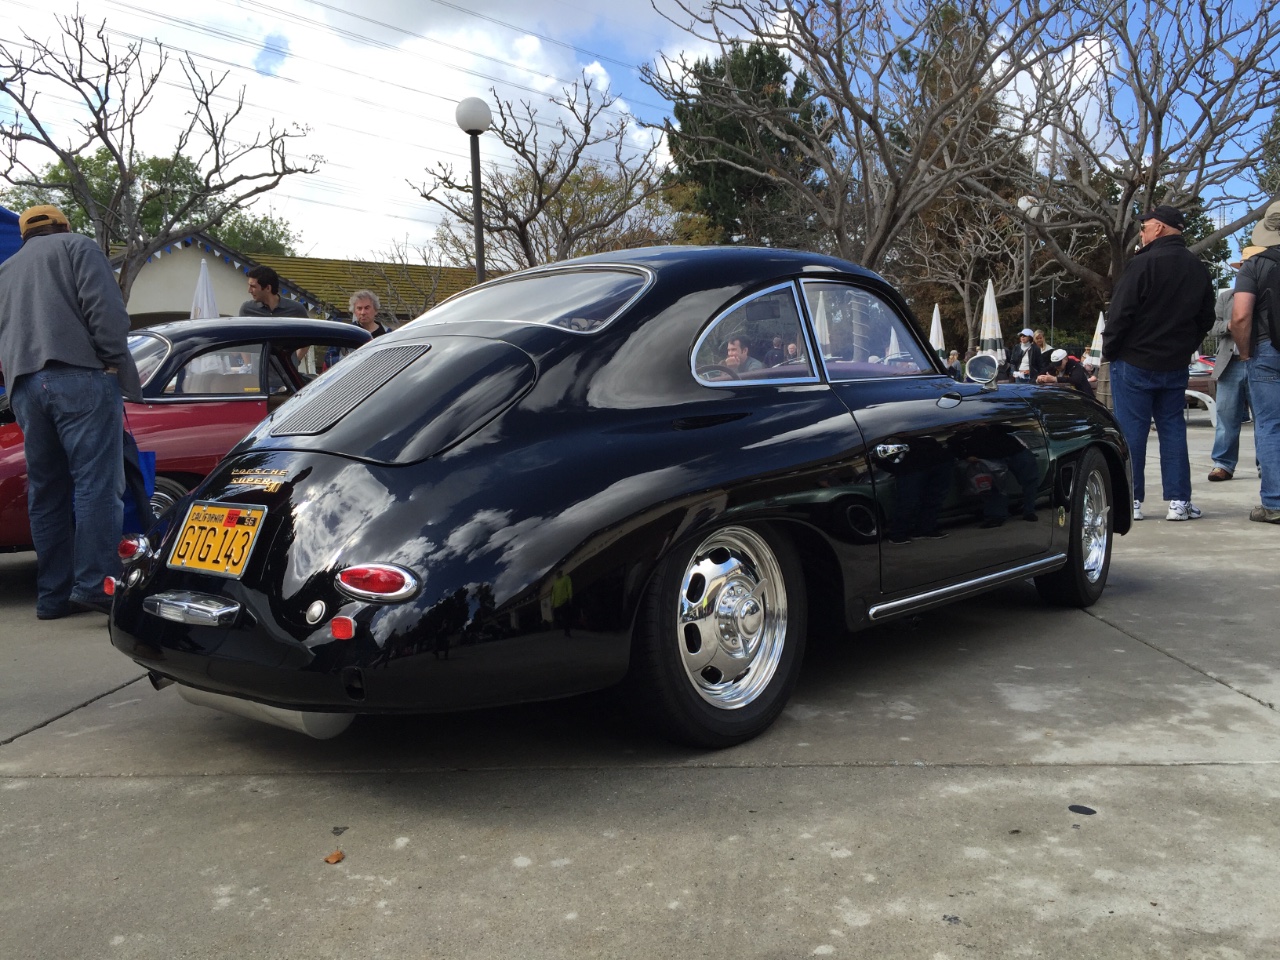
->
[1017, 195, 1042, 331]
[456, 97, 492, 285]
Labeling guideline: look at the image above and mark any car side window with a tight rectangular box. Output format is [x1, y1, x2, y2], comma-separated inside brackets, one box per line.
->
[165, 347, 263, 396]
[693, 284, 816, 385]
[801, 281, 933, 380]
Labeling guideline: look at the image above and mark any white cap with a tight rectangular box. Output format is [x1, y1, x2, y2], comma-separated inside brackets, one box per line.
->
[1050, 348, 1068, 363]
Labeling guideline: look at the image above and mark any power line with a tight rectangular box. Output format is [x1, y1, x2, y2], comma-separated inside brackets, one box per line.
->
[93, 0, 660, 166]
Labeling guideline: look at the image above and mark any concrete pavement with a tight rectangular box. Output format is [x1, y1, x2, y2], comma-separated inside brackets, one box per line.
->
[1, 414, 1276, 959]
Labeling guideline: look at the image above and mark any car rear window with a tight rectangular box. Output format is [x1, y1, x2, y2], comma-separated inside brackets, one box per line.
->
[407, 267, 650, 333]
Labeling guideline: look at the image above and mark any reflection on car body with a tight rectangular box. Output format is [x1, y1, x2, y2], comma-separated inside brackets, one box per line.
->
[109, 247, 1132, 748]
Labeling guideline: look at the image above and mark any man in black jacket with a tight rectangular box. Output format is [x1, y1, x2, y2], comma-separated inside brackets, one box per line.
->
[1104, 204, 1215, 522]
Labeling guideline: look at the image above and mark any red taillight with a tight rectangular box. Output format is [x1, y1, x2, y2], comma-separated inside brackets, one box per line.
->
[335, 564, 418, 601]
[118, 535, 149, 561]
[330, 616, 355, 640]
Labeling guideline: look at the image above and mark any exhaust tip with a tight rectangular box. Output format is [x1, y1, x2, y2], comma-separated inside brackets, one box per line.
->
[148, 671, 175, 691]
[174, 684, 355, 739]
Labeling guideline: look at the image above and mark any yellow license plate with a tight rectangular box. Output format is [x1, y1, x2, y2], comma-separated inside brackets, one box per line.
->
[167, 502, 268, 579]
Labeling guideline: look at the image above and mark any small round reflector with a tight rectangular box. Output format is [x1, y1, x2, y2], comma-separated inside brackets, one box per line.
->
[330, 616, 356, 640]
[335, 563, 418, 602]
[103, 576, 117, 597]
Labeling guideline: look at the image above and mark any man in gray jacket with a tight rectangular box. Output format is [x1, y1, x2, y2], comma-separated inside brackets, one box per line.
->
[0, 205, 142, 619]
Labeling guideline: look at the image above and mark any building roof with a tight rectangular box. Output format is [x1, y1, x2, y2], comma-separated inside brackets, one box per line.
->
[114, 230, 477, 321]
[251, 254, 477, 320]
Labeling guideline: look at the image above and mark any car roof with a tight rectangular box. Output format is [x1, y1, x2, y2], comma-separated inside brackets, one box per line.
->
[551, 245, 884, 284]
[135, 317, 370, 345]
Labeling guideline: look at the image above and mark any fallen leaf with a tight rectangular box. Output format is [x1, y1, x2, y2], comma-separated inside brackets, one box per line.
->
[324, 850, 345, 864]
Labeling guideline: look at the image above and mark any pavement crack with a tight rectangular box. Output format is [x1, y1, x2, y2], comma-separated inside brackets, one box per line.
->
[1087, 609, 1276, 711]
[0, 674, 147, 747]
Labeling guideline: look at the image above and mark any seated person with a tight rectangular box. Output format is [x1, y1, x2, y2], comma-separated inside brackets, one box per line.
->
[724, 336, 764, 372]
[1036, 348, 1094, 398]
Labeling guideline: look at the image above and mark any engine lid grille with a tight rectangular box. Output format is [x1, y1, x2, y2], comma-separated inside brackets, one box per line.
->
[271, 343, 431, 436]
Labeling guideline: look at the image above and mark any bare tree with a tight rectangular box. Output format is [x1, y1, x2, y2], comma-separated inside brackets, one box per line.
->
[0, 13, 318, 302]
[646, 0, 1105, 270]
[981, 0, 1280, 297]
[893, 194, 1084, 347]
[350, 239, 453, 322]
[416, 76, 669, 272]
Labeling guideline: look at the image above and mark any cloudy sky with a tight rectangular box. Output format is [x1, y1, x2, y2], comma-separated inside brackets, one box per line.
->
[0, 0, 707, 259]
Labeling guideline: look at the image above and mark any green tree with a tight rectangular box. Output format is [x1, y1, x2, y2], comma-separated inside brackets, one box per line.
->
[2, 150, 212, 235]
[665, 43, 826, 248]
[2, 151, 301, 255]
[211, 209, 300, 256]
[649, 0, 1097, 269]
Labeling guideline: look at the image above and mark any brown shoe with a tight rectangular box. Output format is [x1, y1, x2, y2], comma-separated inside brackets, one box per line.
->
[1207, 467, 1232, 481]
[1250, 506, 1280, 524]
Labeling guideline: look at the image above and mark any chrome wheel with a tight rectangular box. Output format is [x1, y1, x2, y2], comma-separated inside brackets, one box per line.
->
[150, 477, 189, 518]
[675, 526, 788, 709]
[1080, 468, 1110, 583]
[1034, 447, 1113, 608]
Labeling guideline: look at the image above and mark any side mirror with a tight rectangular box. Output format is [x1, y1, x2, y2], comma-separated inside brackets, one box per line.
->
[965, 354, 999, 385]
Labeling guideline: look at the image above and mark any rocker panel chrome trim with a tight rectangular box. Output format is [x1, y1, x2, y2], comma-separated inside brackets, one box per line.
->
[868, 554, 1068, 621]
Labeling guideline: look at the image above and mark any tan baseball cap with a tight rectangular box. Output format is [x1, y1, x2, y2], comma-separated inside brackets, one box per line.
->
[18, 204, 70, 237]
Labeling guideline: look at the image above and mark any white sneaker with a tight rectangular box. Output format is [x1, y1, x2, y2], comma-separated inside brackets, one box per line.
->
[1166, 500, 1202, 521]
[1133, 500, 1143, 521]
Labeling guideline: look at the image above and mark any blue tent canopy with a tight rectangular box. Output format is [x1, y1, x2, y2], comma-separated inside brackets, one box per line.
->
[0, 206, 21, 264]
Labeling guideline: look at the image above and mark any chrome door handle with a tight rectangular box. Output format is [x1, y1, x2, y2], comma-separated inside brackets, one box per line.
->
[874, 443, 910, 460]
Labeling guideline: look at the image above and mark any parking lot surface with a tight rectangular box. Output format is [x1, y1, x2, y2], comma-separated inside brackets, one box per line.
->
[2, 416, 1276, 959]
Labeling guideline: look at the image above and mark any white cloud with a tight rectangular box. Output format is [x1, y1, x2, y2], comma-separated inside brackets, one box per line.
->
[2, 0, 697, 259]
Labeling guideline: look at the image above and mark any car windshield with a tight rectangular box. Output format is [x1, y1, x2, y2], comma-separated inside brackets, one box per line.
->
[128, 332, 169, 386]
[407, 267, 649, 333]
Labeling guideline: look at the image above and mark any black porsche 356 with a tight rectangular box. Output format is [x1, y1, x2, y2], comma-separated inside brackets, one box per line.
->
[109, 246, 1131, 747]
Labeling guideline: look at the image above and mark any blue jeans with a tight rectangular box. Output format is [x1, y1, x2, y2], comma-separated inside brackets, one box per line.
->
[1246, 339, 1280, 509]
[1109, 359, 1191, 503]
[1210, 356, 1250, 473]
[11, 367, 124, 616]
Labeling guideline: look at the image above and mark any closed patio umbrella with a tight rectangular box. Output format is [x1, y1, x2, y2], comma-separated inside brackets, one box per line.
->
[1084, 311, 1105, 367]
[978, 279, 1005, 365]
[190, 259, 219, 320]
[929, 304, 945, 357]
[814, 290, 831, 356]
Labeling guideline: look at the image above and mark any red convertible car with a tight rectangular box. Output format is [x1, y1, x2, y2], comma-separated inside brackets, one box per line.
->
[0, 317, 370, 550]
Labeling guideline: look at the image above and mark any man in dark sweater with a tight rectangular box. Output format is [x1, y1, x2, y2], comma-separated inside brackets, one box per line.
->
[0, 205, 142, 619]
[239, 265, 309, 318]
[1103, 204, 1215, 522]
